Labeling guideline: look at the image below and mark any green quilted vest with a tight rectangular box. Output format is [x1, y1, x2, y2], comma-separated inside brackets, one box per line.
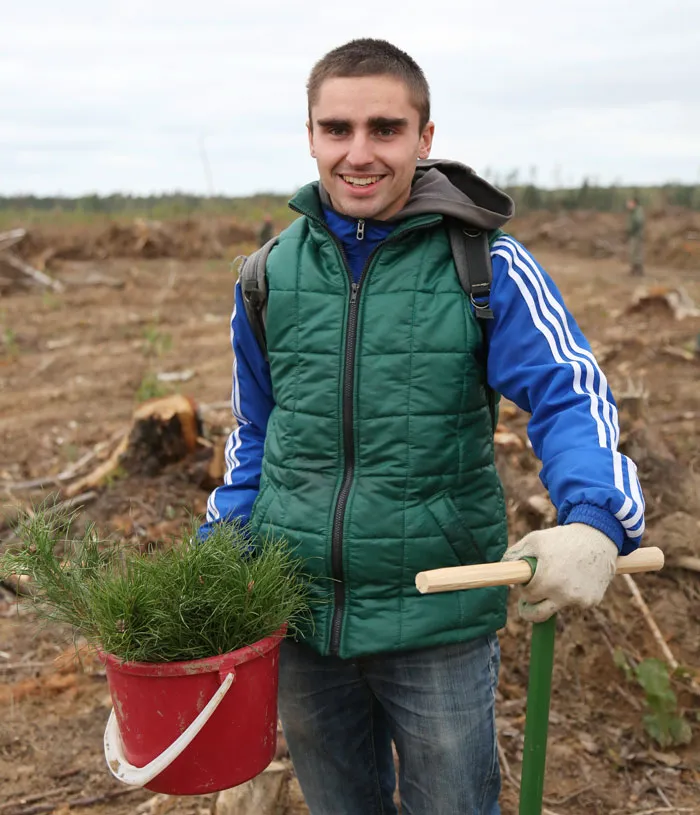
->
[249, 184, 508, 658]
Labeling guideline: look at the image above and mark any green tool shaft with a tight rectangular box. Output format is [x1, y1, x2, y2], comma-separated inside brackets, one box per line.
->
[413, 547, 664, 814]
[518, 614, 557, 815]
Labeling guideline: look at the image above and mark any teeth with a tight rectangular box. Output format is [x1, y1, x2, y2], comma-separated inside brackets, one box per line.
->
[342, 175, 381, 186]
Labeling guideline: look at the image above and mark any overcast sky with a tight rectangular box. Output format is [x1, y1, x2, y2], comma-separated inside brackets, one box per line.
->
[2, 0, 699, 196]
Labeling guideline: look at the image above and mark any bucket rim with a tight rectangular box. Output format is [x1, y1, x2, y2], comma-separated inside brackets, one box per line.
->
[98, 624, 286, 677]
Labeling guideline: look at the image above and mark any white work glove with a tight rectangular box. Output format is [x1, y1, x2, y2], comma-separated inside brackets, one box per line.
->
[501, 523, 618, 623]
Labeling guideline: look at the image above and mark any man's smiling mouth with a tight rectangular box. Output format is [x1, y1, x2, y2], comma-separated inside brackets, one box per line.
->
[340, 175, 383, 187]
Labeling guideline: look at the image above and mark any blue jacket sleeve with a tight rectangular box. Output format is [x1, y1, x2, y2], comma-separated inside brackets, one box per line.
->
[198, 282, 274, 539]
[485, 235, 644, 554]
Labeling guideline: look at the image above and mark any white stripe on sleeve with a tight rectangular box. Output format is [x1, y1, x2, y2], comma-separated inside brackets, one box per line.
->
[208, 301, 250, 521]
[492, 237, 642, 538]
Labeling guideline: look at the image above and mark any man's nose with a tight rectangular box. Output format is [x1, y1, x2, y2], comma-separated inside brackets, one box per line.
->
[346, 133, 373, 166]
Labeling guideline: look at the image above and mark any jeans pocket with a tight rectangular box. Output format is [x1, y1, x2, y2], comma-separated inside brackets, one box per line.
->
[425, 492, 485, 566]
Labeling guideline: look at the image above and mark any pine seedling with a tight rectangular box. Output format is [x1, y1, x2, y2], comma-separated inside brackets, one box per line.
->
[1, 504, 311, 664]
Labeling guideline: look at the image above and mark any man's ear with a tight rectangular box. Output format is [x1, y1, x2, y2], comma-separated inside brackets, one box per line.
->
[307, 120, 316, 158]
[418, 120, 435, 160]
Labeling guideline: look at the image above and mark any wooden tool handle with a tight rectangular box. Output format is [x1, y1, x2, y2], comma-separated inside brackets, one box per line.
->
[415, 546, 664, 595]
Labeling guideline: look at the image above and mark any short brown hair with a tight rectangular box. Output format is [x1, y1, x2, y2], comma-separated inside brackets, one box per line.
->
[307, 39, 431, 131]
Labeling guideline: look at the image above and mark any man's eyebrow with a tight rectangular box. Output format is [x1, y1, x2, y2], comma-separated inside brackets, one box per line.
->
[368, 117, 408, 129]
[315, 116, 409, 130]
[316, 118, 351, 129]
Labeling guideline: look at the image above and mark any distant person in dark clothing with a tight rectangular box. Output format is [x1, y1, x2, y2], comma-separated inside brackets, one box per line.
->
[258, 213, 274, 247]
[627, 197, 644, 276]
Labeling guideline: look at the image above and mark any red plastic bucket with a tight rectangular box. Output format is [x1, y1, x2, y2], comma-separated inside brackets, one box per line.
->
[100, 626, 285, 795]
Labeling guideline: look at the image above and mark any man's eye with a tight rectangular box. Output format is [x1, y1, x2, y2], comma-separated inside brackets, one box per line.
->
[377, 128, 396, 137]
[328, 127, 347, 136]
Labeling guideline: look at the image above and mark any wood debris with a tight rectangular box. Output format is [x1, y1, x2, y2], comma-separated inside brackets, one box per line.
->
[627, 284, 700, 320]
[215, 760, 291, 815]
[135, 793, 182, 815]
[1, 431, 123, 493]
[494, 422, 526, 451]
[156, 369, 196, 383]
[524, 494, 557, 526]
[623, 574, 678, 671]
[660, 345, 697, 362]
[0, 229, 65, 294]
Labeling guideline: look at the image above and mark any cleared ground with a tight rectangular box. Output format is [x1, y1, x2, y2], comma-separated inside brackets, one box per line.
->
[1, 233, 699, 814]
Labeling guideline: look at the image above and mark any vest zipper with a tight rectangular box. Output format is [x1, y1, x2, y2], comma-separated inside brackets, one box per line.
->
[329, 279, 359, 653]
[356, 219, 365, 240]
[288, 202, 439, 656]
[328, 230, 431, 655]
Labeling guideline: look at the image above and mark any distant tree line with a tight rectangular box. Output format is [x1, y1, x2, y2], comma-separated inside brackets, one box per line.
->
[0, 181, 699, 222]
[0, 193, 290, 220]
[479, 171, 700, 212]
[504, 181, 700, 213]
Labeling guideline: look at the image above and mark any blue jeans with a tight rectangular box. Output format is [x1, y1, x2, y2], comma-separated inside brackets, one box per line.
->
[278, 634, 501, 815]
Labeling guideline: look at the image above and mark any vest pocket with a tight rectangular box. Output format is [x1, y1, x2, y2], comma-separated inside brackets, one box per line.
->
[425, 492, 485, 565]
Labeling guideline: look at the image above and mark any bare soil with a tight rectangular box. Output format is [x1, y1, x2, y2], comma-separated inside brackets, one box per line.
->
[1, 230, 699, 814]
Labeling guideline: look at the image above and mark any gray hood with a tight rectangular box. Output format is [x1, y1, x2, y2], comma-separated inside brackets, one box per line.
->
[395, 159, 514, 229]
[317, 158, 513, 230]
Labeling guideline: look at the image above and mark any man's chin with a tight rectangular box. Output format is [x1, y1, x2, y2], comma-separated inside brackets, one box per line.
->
[341, 205, 379, 219]
[333, 193, 386, 220]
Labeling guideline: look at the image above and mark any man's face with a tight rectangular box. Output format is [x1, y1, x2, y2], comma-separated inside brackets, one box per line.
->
[307, 75, 434, 221]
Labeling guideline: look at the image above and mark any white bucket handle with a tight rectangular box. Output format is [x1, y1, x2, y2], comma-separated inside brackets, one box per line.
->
[104, 671, 235, 787]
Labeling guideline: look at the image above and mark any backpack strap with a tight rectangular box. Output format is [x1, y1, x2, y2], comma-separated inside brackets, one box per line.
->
[447, 220, 504, 430]
[238, 236, 278, 360]
[446, 221, 494, 320]
[240, 225, 503, 359]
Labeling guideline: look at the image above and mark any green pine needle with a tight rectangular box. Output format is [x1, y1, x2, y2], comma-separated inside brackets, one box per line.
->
[0, 503, 312, 663]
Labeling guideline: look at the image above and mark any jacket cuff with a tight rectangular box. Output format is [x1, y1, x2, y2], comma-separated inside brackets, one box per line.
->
[561, 504, 625, 552]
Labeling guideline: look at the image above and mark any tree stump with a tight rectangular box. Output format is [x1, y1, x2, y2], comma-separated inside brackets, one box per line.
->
[215, 761, 291, 815]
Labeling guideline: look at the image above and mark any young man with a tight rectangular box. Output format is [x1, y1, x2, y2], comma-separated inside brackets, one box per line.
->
[202, 39, 645, 815]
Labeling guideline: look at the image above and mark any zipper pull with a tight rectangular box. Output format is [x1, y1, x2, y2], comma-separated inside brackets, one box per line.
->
[350, 283, 359, 303]
[356, 219, 365, 241]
